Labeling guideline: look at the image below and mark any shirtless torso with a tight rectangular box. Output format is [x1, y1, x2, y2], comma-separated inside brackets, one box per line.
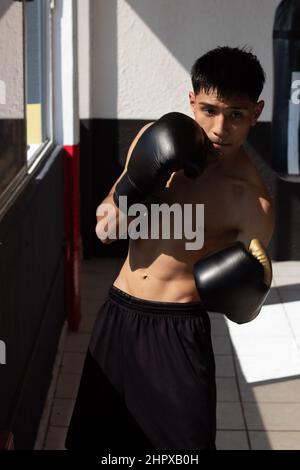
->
[112, 146, 274, 302]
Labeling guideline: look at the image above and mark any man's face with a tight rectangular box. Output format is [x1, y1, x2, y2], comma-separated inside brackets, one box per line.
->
[189, 88, 264, 157]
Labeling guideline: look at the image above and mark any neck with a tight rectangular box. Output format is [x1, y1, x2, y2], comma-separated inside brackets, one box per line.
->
[207, 145, 245, 170]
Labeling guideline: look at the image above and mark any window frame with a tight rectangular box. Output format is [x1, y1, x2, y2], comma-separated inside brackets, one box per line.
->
[0, 0, 55, 221]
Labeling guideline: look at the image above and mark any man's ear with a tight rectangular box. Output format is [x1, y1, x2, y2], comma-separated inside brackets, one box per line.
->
[251, 100, 264, 126]
[189, 91, 196, 112]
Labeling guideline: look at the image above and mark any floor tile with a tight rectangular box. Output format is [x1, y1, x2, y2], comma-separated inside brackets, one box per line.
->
[244, 403, 300, 430]
[44, 426, 68, 450]
[215, 355, 235, 377]
[217, 402, 245, 430]
[64, 333, 90, 353]
[55, 374, 81, 399]
[230, 337, 299, 357]
[216, 377, 240, 402]
[212, 335, 232, 355]
[216, 431, 249, 450]
[61, 352, 85, 374]
[249, 431, 300, 450]
[210, 317, 229, 335]
[50, 399, 75, 427]
[234, 353, 300, 383]
[239, 378, 300, 403]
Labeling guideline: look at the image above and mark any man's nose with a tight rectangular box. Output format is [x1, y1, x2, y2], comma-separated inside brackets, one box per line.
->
[212, 115, 229, 139]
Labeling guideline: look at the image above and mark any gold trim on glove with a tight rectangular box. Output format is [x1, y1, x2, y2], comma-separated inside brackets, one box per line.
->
[248, 238, 273, 287]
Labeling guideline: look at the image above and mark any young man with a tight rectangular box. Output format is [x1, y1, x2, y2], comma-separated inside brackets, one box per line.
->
[65, 46, 274, 450]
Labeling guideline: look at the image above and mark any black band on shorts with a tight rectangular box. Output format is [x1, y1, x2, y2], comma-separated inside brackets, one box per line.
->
[109, 284, 206, 317]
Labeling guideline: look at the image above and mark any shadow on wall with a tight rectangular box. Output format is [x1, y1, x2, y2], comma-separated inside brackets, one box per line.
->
[81, 3, 152, 258]
[0, 0, 13, 20]
[125, 0, 276, 74]
[80, 0, 122, 258]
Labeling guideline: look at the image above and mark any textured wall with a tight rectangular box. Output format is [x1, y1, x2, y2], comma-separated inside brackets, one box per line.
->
[0, 0, 24, 118]
[78, 0, 281, 121]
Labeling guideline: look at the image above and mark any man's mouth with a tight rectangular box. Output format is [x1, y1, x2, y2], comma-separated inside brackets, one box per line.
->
[212, 142, 231, 148]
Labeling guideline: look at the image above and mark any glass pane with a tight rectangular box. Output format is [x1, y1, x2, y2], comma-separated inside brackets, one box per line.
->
[25, 0, 51, 162]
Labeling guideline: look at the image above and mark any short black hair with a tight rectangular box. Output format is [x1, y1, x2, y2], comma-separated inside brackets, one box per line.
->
[191, 46, 265, 102]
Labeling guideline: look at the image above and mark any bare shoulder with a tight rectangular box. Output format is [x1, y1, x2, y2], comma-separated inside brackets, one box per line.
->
[237, 155, 275, 248]
[105, 122, 154, 198]
[124, 122, 154, 171]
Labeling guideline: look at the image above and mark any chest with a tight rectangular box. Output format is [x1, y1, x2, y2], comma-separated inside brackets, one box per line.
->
[161, 170, 247, 234]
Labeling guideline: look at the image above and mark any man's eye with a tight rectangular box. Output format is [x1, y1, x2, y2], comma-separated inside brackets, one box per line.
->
[231, 111, 243, 119]
[203, 108, 215, 116]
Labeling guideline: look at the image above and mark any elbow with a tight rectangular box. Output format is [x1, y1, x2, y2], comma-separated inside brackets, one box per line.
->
[100, 237, 115, 246]
[95, 223, 116, 245]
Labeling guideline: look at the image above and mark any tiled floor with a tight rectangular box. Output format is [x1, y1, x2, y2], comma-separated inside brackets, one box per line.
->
[35, 258, 300, 450]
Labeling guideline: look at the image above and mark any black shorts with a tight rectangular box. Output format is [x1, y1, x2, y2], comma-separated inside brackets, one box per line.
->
[65, 285, 216, 451]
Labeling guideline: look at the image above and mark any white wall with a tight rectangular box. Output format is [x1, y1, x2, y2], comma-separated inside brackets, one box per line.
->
[54, 0, 79, 145]
[78, 0, 281, 121]
[0, 1, 24, 118]
[77, 0, 91, 120]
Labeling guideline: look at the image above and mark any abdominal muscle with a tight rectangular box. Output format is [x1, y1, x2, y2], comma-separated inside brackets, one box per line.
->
[113, 229, 238, 302]
[113, 257, 200, 303]
[113, 254, 200, 303]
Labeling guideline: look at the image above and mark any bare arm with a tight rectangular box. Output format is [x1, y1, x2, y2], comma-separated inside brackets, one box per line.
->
[237, 189, 275, 250]
[95, 122, 153, 244]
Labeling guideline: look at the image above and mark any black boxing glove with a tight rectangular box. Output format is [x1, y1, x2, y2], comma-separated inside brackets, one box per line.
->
[193, 239, 273, 324]
[113, 112, 214, 210]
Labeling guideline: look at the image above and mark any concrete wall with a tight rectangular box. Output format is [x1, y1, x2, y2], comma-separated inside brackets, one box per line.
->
[78, 0, 281, 121]
[0, 0, 24, 118]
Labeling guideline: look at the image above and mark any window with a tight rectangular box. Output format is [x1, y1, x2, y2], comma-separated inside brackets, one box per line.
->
[0, 0, 54, 211]
[0, 1, 26, 202]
